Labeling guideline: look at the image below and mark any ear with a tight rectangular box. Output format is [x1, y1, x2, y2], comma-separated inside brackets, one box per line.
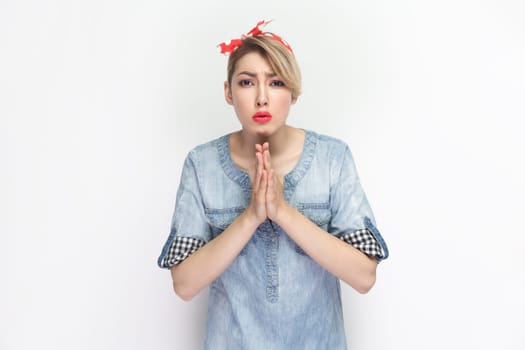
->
[291, 95, 298, 105]
[224, 81, 234, 105]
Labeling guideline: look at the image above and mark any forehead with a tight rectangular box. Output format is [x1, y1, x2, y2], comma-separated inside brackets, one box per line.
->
[233, 52, 273, 75]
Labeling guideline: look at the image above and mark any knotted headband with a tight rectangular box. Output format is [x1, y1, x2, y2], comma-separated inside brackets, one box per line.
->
[217, 20, 293, 55]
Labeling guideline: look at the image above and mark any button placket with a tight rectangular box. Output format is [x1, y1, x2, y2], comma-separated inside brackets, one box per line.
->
[261, 220, 279, 303]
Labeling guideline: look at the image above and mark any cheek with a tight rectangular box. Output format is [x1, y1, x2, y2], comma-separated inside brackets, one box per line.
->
[231, 93, 253, 116]
[231, 91, 245, 106]
[233, 96, 250, 110]
[275, 94, 293, 109]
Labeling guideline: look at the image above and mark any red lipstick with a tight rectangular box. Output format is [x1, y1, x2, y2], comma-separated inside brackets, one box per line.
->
[252, 111, 272, 123]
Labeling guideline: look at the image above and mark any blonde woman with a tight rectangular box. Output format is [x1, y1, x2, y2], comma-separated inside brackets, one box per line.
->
[158, 20, 389, 349]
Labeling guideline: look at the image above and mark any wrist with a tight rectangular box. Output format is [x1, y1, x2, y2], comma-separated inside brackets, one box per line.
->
[240, 208, 265, 230]
[271, 203, 295, 226]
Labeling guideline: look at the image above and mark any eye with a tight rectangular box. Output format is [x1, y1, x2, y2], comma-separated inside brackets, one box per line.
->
[239, 79, 254, 87]
[270, 80, 285, 87]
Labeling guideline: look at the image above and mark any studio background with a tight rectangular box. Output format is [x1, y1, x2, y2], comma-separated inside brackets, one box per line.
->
[2, 0, 524, 349]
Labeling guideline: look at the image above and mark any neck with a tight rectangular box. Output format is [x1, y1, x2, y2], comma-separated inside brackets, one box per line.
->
[229, 126, 306, 177]
[235, 125, 297, 158]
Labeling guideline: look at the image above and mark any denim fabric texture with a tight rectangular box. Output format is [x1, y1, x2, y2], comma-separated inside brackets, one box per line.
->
[158, 130, 388, 349]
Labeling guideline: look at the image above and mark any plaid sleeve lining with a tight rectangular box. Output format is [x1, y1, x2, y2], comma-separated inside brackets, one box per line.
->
[158, 236, 205, 268]
[339, 228, 385, 260]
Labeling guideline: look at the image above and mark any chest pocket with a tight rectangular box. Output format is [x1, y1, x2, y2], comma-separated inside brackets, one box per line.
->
[295, 202, 331, 256]
[297, 202, 331, 227]
[205, 207, 248, 255]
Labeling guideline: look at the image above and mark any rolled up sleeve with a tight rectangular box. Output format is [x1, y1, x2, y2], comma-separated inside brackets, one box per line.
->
[157, 153, 212, 269]
[329, 146, 389, 261]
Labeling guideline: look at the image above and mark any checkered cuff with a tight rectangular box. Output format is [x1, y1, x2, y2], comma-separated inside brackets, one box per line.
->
[339, 228, 385, 260]
[158, 237, 205, 268]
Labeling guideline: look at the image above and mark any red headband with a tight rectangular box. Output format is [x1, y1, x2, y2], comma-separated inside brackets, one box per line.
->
[217, 20, 293, 55]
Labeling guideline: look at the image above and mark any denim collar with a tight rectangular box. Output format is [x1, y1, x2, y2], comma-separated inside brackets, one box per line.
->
[217, 130, 317, 200]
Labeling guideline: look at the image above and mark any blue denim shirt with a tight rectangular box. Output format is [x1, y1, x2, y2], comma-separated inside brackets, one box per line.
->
[158, 130, 388, 349]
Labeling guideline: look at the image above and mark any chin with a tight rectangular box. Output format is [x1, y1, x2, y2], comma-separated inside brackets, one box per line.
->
[242, 123, 286, 140]
[252, 126, 280, 139]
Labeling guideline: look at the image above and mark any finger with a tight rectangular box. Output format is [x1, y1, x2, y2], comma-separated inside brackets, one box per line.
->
[256, 169, 267, 197]
[253, 152, 264, 192]
[266, 169, 277, 219]
[257, 150, 265, 172]
[259, 169, 268, 199]
[267, 169, 275, 194]
[263, 149, 272, 170]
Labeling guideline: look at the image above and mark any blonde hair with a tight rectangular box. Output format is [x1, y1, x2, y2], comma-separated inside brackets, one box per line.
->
[227, 36, 302, 100]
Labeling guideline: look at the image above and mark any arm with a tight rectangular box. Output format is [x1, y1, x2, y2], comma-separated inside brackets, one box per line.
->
[273, 205, 378, 294]
[171, 149, 269, 301]
[264, 147, 378, 294]
[170, 211, 260, 301]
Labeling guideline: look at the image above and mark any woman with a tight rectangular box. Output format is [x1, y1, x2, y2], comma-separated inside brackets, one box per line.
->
[158, 20, 389, 349]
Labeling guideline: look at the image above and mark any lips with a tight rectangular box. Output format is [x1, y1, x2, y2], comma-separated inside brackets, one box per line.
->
[252, 111, 272, 123]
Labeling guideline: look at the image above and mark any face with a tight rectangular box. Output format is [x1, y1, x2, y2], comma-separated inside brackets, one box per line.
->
[225, 52, 296, 137]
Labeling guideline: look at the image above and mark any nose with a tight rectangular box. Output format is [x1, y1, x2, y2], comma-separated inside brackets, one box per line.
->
[256, 86, 268, 107]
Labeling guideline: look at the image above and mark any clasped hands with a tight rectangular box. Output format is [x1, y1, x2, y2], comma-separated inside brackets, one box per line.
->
[247, 142, 288, 225]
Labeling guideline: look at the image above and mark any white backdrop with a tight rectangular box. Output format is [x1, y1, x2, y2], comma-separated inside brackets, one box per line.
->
[3, 0, 525, 349]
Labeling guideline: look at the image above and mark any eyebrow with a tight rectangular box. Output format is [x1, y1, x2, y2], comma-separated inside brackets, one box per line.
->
[236, 71, 277, 78]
